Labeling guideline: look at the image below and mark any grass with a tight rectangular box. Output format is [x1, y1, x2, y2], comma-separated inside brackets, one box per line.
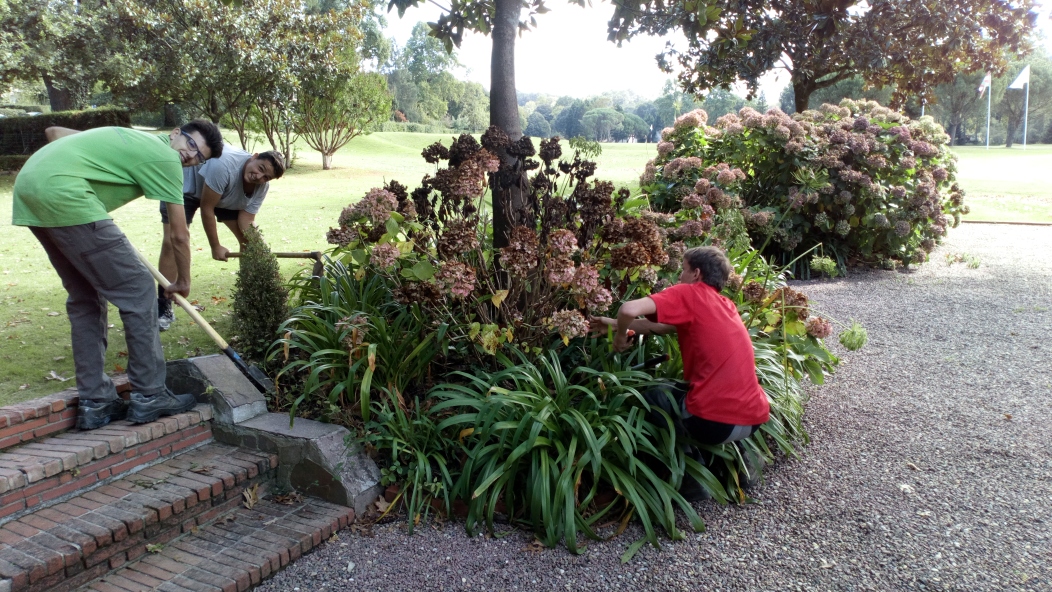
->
[950, 145, 1052, 223]
[1, 132, 1048, 406]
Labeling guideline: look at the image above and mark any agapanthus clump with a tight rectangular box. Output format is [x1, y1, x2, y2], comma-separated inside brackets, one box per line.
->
[434, 262, 476, 299]
[369, 243, 400, 268]
[336, 314, 369, 349]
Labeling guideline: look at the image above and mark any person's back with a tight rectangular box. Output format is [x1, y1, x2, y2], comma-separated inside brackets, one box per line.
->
[650, 280, 768, 426]
[13, 127, 182, 227]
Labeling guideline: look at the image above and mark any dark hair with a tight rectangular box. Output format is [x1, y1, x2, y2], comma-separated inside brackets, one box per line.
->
[256, 151, 286, 179]
[180, 119, 224, 160]
[683, 246, 732, 290]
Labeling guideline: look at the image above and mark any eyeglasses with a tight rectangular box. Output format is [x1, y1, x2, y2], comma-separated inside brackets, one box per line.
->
[180, 130, 204, 163]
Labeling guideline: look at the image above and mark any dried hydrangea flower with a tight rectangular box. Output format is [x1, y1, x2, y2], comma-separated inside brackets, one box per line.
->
[548, 309, 589, 342]
[434, 262, 476, 299]
[500, 226, 540, 278]
[369, 243, 400, 268]
[805, 317, 833, 339]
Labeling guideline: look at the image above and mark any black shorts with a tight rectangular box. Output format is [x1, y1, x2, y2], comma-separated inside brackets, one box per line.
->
[159, 194, 240, 225]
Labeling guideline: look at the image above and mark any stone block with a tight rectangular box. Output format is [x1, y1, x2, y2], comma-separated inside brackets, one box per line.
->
[213, 413, 380, 516]
[185, 356, 266, 425]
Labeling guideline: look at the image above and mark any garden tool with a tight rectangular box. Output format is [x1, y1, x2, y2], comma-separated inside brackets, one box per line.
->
[227, 250, 324, 277]
[132, 247, 274, 394]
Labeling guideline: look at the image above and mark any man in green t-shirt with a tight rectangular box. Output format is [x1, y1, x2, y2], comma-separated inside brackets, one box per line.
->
[12, 121, 224, 430]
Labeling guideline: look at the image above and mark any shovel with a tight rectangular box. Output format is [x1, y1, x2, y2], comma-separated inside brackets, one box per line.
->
[133, 247, 274, 394]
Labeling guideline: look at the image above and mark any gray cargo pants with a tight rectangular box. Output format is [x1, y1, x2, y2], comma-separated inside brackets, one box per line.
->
[30, 220, 167, 402]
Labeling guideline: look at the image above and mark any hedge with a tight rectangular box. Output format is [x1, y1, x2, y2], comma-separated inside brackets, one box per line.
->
[0, 155, 30, 172]
[0, 106, 131, 156]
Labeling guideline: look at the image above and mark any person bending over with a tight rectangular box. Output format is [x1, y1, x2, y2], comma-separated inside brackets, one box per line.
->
[156, 148, 284, 330]
[15, 121, 223, 430]
[592, 246, 769, 498]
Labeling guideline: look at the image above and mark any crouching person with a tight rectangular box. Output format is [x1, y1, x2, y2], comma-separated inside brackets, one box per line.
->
[591, 246, 769, 499]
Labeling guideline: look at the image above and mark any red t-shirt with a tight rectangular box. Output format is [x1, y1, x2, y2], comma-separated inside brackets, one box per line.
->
[649, 282, 769, 426]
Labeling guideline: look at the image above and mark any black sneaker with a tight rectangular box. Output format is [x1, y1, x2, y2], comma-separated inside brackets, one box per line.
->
[738, 444, 765, 490]
[158, 297, 175, 332]
[127, 389, 196, 424]
[678, 475, 712, 503]
[77, 398, 129, 430]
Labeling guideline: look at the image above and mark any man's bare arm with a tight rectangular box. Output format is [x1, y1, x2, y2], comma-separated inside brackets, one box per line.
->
[45, 126, 79, 142]
[164, 203, 192, 298]
[199, 185, 229, 261]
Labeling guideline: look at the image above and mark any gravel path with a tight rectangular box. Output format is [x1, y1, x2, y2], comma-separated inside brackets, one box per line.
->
[256, 223, 1052, 592]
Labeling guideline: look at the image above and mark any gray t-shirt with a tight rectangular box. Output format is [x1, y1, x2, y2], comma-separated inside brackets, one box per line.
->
[183, 164, 203, 196]
[196, 148, 269, 214]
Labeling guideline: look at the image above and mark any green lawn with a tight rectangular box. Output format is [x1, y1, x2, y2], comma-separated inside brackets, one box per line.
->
[951, 145, 1052, 223]
[2, 133, 1048, 405]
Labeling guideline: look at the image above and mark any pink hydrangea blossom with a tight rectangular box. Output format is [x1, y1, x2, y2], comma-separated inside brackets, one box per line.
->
[369, 243, 400, 268]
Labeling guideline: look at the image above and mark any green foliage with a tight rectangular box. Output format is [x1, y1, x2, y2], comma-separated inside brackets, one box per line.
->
[0, 154, 28, 171]
[272, 260, 446, 423]
[362, 390, 458, 532]
[232, 227, 288, 361]
[431, 350, 715, 560]
[644, 100, 967, 269]
[611, 0, 1036, 111]
[297, 71, 391, 169]
[809, 255, 839, 278]
[0, 106, 130, 155]
[838, 320, 868, 352]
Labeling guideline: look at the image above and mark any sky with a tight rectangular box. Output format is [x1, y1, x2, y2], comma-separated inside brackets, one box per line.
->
[382, 1, 1052, 104]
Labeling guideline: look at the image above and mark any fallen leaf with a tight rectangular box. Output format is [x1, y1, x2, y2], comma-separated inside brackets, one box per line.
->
[524, 539, 546, 553]
[190, 526, 200, 534]
[898, 483, 914, 495]
[458, 428, 474, 442]
[374, 498, 391, 513]
[117, 351, 127, 358]
[177, 336, 191, 346]
[220, 515, 236, 524]
[274, 492, 303, 505]
[328, 532, 339, 543]
[52, 356, 65, 362]
[211, 296, 227, 304]
[18, 384, 28, 390]
[44, 370, 70, 382]
[47, 311, 60, 317]
[242, 483, 259, 509]
[146, 543, 164, 553]
[1004, 414, 1012, 421]
[113, 364, 125, 373]
[905, 462, 919, 471]
[190, 464, 214, 475]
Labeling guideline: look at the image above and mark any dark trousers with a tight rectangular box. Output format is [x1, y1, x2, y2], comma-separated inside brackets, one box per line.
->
[642, 381, 760, 446]
[30, 221, 167, 401]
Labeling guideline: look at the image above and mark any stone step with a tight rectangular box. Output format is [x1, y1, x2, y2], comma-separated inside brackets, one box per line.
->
[0, 406, 214, 523]
[77, 497, 354, 592]
[0, 443, 277, 592]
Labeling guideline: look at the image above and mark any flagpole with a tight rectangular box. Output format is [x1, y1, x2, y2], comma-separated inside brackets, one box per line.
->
[986, 89, 991, 149]
[1023, 81, 1030, 149]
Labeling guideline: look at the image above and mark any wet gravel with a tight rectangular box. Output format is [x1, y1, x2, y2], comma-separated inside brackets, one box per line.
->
[256, 223, 1052, 592]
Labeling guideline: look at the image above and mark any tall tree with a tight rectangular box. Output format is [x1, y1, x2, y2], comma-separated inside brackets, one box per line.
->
[609, 0, 1038, 112]
[298, 72, 391, 169]
[387, 0, 585, 249]
[932, 72, 987, 145]
[996, 56, 1052, 147]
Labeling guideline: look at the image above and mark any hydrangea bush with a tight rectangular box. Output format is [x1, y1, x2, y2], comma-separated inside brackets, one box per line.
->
[643, 99, 968, 269]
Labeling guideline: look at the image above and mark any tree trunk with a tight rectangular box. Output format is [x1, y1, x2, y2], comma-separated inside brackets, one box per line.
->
[793, 82, 814, 114]
[42, 75, 77, 112]
[163, 103, 182, 128]
[1005, 117, 1019, 148]
[490, 0, 529, 251]
[322, 153, 333, 170]
[946, 121, 959, 146]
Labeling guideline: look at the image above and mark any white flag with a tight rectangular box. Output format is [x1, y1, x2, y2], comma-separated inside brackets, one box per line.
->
[1008, 65, 1031, 90]
[978, 72, 992, 97]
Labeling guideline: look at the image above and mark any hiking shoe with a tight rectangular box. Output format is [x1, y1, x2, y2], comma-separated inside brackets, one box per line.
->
[127, 389, 196, 424]
[738, 444, 765, 490]
[158, 297, 175, 332]
[678, 475, 712, 503]
[77, 398, 129, 430]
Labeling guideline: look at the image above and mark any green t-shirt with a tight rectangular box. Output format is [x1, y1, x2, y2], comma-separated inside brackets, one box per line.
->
[12, 127, 184, 228]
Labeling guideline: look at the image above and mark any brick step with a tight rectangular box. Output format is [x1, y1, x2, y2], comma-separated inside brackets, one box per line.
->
[0, 443, 277, 592]
[0, 381, 132, 454]
[79, 497, 354, 592]
[0, 405, 214, 523]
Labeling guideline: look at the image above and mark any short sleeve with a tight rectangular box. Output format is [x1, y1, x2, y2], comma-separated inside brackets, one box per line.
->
[649, 284, 693, 326]
[244, 183, 268, 214]
[201, 158, 232, 196]
[132, 160, 183, 204]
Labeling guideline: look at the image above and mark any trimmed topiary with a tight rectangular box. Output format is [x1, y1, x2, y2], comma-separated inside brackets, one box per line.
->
[232, 226, 288, 361]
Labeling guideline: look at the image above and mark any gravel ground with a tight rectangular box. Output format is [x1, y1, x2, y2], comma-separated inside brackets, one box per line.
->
[256, 223, 1052, 592]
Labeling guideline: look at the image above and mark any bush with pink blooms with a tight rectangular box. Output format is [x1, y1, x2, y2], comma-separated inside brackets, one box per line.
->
[642, 100, 967, 270]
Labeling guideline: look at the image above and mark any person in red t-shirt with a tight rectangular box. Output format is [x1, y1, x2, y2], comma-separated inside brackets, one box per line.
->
[591, 246, 769, 497]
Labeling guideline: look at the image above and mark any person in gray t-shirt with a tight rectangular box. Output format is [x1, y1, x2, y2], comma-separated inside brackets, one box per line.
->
[156, 147, 285, 330]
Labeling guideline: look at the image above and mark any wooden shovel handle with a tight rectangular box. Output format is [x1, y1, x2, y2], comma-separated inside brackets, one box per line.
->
[132, 248, 230, 350]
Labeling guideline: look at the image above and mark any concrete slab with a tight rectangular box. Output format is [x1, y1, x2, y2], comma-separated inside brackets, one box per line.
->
[214, 413, 381, 516]
[188, 355, 267, 424]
